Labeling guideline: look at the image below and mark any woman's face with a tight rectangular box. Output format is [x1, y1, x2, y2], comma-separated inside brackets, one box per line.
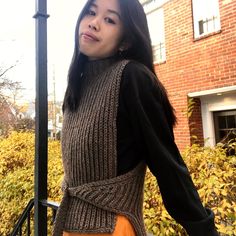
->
[78, 0, 124, 60]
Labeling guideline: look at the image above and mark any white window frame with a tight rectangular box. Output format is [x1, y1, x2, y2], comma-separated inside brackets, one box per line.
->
[192, 0, 221, 38]
[146, 8, 166, 63]
[141, 0, 169, 14]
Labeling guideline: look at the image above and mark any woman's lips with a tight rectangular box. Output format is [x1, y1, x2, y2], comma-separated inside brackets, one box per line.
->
[81, 32, 99, 41]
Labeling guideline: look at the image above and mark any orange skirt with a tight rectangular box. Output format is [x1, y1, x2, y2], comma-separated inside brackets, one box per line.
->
[63, 215, 136, 236]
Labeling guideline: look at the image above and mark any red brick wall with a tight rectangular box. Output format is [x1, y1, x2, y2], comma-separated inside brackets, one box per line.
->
[155, 0, 236, 150]
[188, 98, 204, 146]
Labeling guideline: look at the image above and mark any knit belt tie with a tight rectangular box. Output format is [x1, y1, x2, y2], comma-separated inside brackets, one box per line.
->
[53, 162, 147, 236]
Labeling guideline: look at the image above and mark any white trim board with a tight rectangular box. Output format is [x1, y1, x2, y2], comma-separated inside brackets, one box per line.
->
[188, 85, 236, 98]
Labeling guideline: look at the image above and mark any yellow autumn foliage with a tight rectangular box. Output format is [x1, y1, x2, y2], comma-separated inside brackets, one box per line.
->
[0, 132, 63, 236]
[0, 132, 235, 235]
[144, 143, 236, 236]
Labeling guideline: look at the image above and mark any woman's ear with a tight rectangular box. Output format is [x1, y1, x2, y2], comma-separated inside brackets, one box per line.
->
[119, 41, 130, 52]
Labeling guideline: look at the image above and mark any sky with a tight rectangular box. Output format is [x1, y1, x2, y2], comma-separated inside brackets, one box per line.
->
[0, 0, 86, 103]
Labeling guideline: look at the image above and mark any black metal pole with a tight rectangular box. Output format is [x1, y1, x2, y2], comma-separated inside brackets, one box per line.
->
[33, 0, 49, 235]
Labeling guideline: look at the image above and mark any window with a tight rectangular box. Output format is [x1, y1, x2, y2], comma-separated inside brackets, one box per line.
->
[141, 0, 169, 13]
[214, 110, 236, 143]
[192, 0, 221, 38]
[146, 8, 166, 63]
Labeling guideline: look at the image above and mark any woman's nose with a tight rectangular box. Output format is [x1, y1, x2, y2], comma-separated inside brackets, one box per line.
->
[88, 19, 100, 31]
[89, 23, 97, 31]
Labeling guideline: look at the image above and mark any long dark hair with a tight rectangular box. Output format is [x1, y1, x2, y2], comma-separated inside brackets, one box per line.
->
[63, 0, 176, 126]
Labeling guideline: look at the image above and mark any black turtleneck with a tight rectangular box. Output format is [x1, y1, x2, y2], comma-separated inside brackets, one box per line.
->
[117, 61, 219, 236]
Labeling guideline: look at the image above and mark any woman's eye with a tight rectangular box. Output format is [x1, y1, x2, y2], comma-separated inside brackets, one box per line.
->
[105, 17, 115, 24]
[87, 9, 96, 16]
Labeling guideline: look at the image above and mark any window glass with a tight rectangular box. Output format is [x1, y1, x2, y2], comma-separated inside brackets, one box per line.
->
[227, 115, 236, 128]
[214, 110, 236, 143]
[218, 116, 226, 129]
[192, 0, 221, 38]
[147, 8, 166, 63]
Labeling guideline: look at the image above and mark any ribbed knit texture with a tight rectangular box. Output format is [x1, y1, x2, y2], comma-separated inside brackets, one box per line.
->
[53, 57, 147, 236]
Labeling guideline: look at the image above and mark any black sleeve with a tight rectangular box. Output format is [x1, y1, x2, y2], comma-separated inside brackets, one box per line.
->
[121, 61, 219, 236]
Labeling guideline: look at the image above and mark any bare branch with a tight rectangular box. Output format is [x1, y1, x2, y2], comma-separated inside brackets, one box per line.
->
[0, 62, 18, 78]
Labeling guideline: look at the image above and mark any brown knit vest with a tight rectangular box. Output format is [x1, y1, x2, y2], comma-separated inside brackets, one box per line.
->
[53, 58, 147, 236]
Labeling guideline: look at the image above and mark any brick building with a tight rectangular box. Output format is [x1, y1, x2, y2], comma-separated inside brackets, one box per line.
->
[141, 0, 236, 150]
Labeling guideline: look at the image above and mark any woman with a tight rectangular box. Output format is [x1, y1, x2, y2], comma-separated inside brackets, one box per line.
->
[53, 0, 219, 235]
